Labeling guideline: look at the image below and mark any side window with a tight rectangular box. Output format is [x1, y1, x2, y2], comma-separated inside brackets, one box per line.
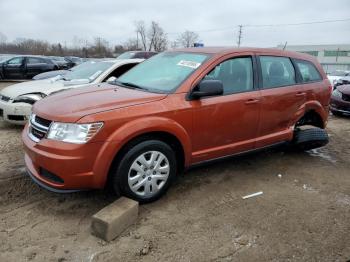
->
[203, 57, 254, 94]
[260, 56, 296, 88]
[27, 57, 43, 64]
[7, 57, 23, 65]
[295, 60, 322, 82]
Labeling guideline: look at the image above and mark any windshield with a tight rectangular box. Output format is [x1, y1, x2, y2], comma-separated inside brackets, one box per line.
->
[117, 52, 135, 59]
[117, 52, 209, 93]
[50, 56, 66, 62]
[63, 61, 113, 81]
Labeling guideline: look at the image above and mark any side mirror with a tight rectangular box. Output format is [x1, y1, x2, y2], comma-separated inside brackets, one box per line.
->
[190, 80, 223, 99]
[106, 76, 117, 83]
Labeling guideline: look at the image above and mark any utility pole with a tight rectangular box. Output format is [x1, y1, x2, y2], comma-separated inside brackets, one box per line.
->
[237, 25, 243, 47]
[136, 31, 139, 50]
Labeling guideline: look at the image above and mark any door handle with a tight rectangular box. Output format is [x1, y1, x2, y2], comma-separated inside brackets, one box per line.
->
[245, 99, 260, 105]
[295, 92, 306, 97]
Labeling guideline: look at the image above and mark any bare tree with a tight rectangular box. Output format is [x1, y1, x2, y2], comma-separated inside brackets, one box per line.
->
[0, 32, 7, 43]
[123, 38, 138, 51]
[135, 20, 147, 51]
[92, 37, 111, 57]
[177, 30, 199, 48]
[147, 21, 167, 52]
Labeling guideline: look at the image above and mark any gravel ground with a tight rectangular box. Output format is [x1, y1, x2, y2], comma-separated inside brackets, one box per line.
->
[0, 81, 349, 262]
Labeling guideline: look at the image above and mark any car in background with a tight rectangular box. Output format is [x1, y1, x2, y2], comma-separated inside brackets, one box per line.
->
[117, 51, 157, 59]
[333, 75, 350, 89]
[49, 56, 74, 69]
[0, 59, 143, 124]
[0, 55, 15, 63]
[64, 56, 83, 66]
[0, 55, 58, 80]
[327, 70, 350, 87]
[330, 85, 350, 116]
[32, 69, 69, 80]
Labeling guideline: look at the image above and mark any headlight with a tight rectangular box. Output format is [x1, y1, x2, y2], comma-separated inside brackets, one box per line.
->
[332, 89, 342, 98]
[13, 93, 46, 105]
[47, 122, 103, 144]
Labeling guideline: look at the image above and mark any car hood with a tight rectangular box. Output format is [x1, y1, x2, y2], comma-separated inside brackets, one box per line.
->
[33, 83, 167, 123]
[0, 78, 90, 98]
[338, 84, 350, 95]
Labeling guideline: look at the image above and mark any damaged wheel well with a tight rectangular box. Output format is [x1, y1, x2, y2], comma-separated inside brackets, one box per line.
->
[296, 110, 324, 129]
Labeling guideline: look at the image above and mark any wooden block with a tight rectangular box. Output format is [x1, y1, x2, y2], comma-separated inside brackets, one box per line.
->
[91, 197, 138, 241]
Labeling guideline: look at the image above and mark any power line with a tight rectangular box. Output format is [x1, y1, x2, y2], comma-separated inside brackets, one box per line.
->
[167, 18, 350, 35]
[245, 18, 350, 27]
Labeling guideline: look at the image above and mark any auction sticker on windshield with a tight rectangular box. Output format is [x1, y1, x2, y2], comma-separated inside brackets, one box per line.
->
[177, 60, 201, 69]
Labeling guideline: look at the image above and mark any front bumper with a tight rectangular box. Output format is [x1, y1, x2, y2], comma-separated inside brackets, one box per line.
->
[330, 96, 350, 114]
[0, 100, 32, 125]
[22, 124, 113, 192]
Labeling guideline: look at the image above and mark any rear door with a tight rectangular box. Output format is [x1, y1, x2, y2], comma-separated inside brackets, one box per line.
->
[25, 57, 47, 78]
[256, 55, 306, 148]
[191, 54, 261, 163]
[3, 57, 25, 79]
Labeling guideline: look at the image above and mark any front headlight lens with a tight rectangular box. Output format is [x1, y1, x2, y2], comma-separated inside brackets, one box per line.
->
[332, 89, 342, 98]
[13, 93, 46, 104]
[47, 122, 103, 144]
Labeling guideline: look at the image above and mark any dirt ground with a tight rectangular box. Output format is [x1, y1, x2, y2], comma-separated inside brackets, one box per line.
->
[0, 81, 349, 262]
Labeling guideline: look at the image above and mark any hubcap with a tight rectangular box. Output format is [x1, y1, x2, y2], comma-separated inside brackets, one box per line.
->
[128, 151, 170, 197]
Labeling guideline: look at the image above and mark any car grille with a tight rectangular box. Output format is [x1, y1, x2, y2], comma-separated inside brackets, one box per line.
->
[342, 93, 350, 102]
[28, 114, 52, 142]
[0, 95, 11, 102]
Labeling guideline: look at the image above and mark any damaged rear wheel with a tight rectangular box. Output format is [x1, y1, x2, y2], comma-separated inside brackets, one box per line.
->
[292, 127, 329, 151]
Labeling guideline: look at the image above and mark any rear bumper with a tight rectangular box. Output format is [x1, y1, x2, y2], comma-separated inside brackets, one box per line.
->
[0, 100, 31, 125]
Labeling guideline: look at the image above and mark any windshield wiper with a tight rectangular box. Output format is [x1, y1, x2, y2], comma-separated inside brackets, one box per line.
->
[114, 80, 148, 91]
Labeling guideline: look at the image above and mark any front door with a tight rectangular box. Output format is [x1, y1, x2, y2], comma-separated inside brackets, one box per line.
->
[191, 55, 261, 163]
[3, 57, 24, 79]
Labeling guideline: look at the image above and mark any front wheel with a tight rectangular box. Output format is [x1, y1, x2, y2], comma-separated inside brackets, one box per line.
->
[112, 140, 177, 203]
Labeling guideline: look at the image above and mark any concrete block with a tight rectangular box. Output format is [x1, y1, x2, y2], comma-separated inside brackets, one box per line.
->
[91, 197, 138, 241]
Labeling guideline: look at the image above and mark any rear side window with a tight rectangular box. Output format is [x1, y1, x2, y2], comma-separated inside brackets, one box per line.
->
[27, 57, 45, 64]
[260, 56, 296, 88]
[295, 59, 322, 82]
[203, 57, 254, 95]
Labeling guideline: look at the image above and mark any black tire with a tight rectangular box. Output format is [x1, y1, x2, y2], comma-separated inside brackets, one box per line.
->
[111, 140, 177, 203]
[292, 127, 329, 151]
[331, 110, 342, 117]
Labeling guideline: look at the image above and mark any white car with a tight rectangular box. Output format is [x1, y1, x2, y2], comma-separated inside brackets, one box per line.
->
[327, 70, 350, 87]
[0, 59, 143, 125]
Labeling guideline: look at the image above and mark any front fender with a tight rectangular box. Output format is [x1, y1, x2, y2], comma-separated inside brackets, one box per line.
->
[92, 116, 192, 188]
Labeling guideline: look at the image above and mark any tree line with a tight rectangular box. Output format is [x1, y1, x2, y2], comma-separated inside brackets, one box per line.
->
[0, 21, 200, 58]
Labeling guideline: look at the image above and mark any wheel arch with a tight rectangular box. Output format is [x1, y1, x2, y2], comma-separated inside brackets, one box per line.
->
[94, 117, 192, 188]
[295, 100, 328, 129]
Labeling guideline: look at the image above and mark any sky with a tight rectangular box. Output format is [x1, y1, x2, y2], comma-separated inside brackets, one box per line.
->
[0, 0, 349, 48]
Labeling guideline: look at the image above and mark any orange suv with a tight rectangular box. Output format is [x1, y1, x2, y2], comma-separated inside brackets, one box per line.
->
[22, 48, 332, 202]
